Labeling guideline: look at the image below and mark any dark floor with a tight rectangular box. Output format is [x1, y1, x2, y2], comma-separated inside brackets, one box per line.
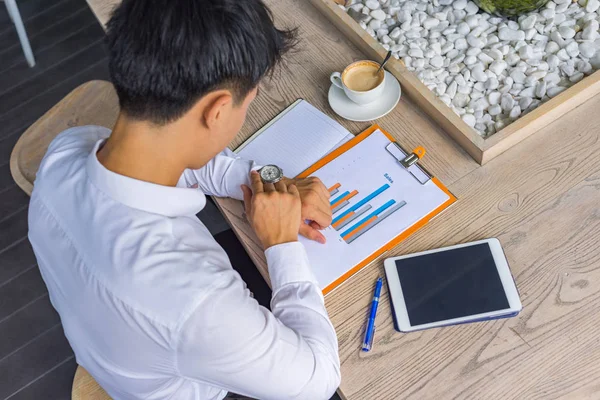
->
[0, 0, 111, 398]
[0, 1, 340, 399]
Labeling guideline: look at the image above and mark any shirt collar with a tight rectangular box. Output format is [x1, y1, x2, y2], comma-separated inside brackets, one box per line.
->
[86, 140, 206, 217]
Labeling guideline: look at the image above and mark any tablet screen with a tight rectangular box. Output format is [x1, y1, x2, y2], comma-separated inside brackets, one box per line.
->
[395, 243, 510, 326]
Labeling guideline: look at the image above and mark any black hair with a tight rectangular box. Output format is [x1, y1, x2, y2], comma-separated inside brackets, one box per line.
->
[106, 0, 296, 124]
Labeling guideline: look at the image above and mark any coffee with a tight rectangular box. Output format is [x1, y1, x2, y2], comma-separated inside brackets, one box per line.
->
[343, 62, 384, 92]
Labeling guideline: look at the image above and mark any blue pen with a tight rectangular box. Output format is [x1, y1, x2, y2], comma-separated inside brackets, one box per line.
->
[362, 277, 383, 352]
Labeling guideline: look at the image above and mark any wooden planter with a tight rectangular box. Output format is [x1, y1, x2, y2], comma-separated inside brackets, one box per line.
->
[312, 0, 600, 164]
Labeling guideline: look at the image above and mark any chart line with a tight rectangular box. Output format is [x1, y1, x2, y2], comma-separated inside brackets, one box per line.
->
[328, 183, 341, 193]
[332, 200, 350, 215]
[341, 199, 396, 239]
[332, 184, 390, 225]
[330, 190, 358, 210]
[345, 201, 407, 244]
[333, 204, 372, 230]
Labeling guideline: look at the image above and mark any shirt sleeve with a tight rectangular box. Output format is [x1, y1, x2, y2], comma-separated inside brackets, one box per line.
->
[176, 242, 341, 400]
[179, 148, 260, 200]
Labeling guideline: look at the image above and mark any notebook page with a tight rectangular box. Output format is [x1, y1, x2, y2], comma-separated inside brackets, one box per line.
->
[236, 100, 353, 177]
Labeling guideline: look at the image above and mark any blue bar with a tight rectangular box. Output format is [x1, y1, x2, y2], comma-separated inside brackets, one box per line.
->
[332, 184, 390, 225]
[330, 191, 350, 206]
[341, 199, 396, 238]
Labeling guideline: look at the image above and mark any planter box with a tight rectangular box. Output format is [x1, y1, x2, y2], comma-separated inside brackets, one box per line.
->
[311, 0, 600, 164]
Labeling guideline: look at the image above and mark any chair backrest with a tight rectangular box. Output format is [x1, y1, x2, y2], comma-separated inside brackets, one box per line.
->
[10, 80, 119, 196]
[72, 366, 112, 400]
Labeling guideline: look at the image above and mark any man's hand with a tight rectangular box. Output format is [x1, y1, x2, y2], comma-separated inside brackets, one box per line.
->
[283, 176, 332, 244]
[241, 171, 302, 250]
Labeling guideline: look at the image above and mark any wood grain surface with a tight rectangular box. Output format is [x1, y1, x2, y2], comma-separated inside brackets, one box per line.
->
[72, 366, 111, 400]
[75, 1, 600, 398]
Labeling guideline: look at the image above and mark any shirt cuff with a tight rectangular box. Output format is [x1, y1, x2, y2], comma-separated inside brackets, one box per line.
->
[264, 242, 319, 290]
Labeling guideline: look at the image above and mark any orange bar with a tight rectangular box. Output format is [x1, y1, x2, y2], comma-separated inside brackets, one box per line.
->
[330, 190, 358, 210]
[342, 215, 377, 240]
[332, 211, 354, 229]
[328, 183, 341, 193]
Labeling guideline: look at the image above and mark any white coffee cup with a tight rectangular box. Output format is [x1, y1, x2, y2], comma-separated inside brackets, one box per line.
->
[330, 60, 386, 105]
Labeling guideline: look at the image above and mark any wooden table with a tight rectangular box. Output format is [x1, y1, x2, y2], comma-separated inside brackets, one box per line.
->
[88, 1, 600, 398]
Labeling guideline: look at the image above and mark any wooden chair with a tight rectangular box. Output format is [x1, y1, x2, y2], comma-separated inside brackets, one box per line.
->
[10, 80, 119, 196]
[10, 80, 118, 399]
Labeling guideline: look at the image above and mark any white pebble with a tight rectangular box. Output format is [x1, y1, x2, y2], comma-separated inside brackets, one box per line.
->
[423, 18, 440, 29]
[498, 27, 525, 41]
[365, 0, 379, 10]
[501, 93, 515, 111]
[570, 72, 585, 82]
[582, 27, 599, 41]
[453, 0, 468, 10]
[488, 104, 502, 116]
[409, 48, 424, 58]
[579, 42, 596, 58]
[462, 113, 476, 127]
[556, 49, 571, 61]
[453, 93, 470, 107]
[446, 81, 458, 98]
[488, 91, 501, 105]
[489, 60, 507, 75]
[509, 105, 522, 119]
[545, 41, 560, 54]
[566, 42, 580, 58]
[586, 0, 600, 12]
[520, 87, 536, 97]
[520, 15, 537, 30]
[548, 86, 567, 97]
[370, 9, 387, 21]
[430, 55, 444, 68]
[518, 45, 534, 59]
[455, 38, 468, 50]
[519, 96, 533, 109]
[465, 1, 479, 15]
[544, 72, 561, 85]
[510, 70, 527, 84]
[457, 22, 470, 35]
[558, 26, 576, 39]
[485, 77, 500, 90]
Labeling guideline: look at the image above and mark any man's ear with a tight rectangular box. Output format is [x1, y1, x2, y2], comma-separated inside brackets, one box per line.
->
[203, 91, 233, 130]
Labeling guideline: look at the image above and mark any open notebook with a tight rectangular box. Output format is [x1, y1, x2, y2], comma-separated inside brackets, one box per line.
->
[236, 101, 456, 294]
[236, 100, 354, 177]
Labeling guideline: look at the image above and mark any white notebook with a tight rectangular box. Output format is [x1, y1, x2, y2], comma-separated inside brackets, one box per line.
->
[236, 100, 354, 177]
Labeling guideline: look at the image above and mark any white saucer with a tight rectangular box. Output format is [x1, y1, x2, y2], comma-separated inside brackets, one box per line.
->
[328, 70, 401, 122]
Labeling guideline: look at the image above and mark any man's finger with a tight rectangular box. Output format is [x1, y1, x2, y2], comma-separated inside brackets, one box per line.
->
[309, 220, 326, 230]
[299, 223, 326, 244]
[288, 184, 300, 198]
[263, 182, 276, 192]
[241, 185, 252, 217]
[303, 204, 333, 228]
[274, 180, 287, 193]
[250, 170, 264, 194]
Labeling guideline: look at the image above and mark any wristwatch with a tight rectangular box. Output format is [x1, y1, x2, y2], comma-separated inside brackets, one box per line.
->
[258, 165, 284, 184]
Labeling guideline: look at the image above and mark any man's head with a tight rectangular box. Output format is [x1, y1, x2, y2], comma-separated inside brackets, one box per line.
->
[106, 0, 295, 168]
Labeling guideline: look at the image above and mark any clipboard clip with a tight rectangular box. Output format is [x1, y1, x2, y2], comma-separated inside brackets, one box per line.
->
[385, 143, 433, 185]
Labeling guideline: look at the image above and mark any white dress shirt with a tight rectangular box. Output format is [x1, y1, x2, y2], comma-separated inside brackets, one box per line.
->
[28, 126, 340, 400]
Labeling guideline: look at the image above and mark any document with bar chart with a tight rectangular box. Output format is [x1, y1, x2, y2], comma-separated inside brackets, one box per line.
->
[299, 126, 456, 294]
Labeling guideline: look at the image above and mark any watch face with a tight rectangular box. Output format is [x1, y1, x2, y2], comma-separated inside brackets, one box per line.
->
[260, 165, 282, 183]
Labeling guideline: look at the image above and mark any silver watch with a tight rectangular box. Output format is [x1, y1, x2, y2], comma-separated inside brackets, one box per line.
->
[258, 165, 283, 184]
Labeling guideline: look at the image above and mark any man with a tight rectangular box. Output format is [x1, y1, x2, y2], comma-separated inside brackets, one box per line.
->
[27, 0, 341, 399]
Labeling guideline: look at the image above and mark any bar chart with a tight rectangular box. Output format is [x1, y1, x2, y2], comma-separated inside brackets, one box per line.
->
[327, 183, 407, 244]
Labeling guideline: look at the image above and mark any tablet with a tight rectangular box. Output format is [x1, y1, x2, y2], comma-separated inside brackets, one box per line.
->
[384, 238, 522, 333]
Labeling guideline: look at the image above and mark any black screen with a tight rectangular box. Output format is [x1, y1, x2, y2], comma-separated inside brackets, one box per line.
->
[396, 243, 510, 326]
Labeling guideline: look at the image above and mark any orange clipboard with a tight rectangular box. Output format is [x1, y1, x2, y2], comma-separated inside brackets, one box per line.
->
[298, 124, 457, 295]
